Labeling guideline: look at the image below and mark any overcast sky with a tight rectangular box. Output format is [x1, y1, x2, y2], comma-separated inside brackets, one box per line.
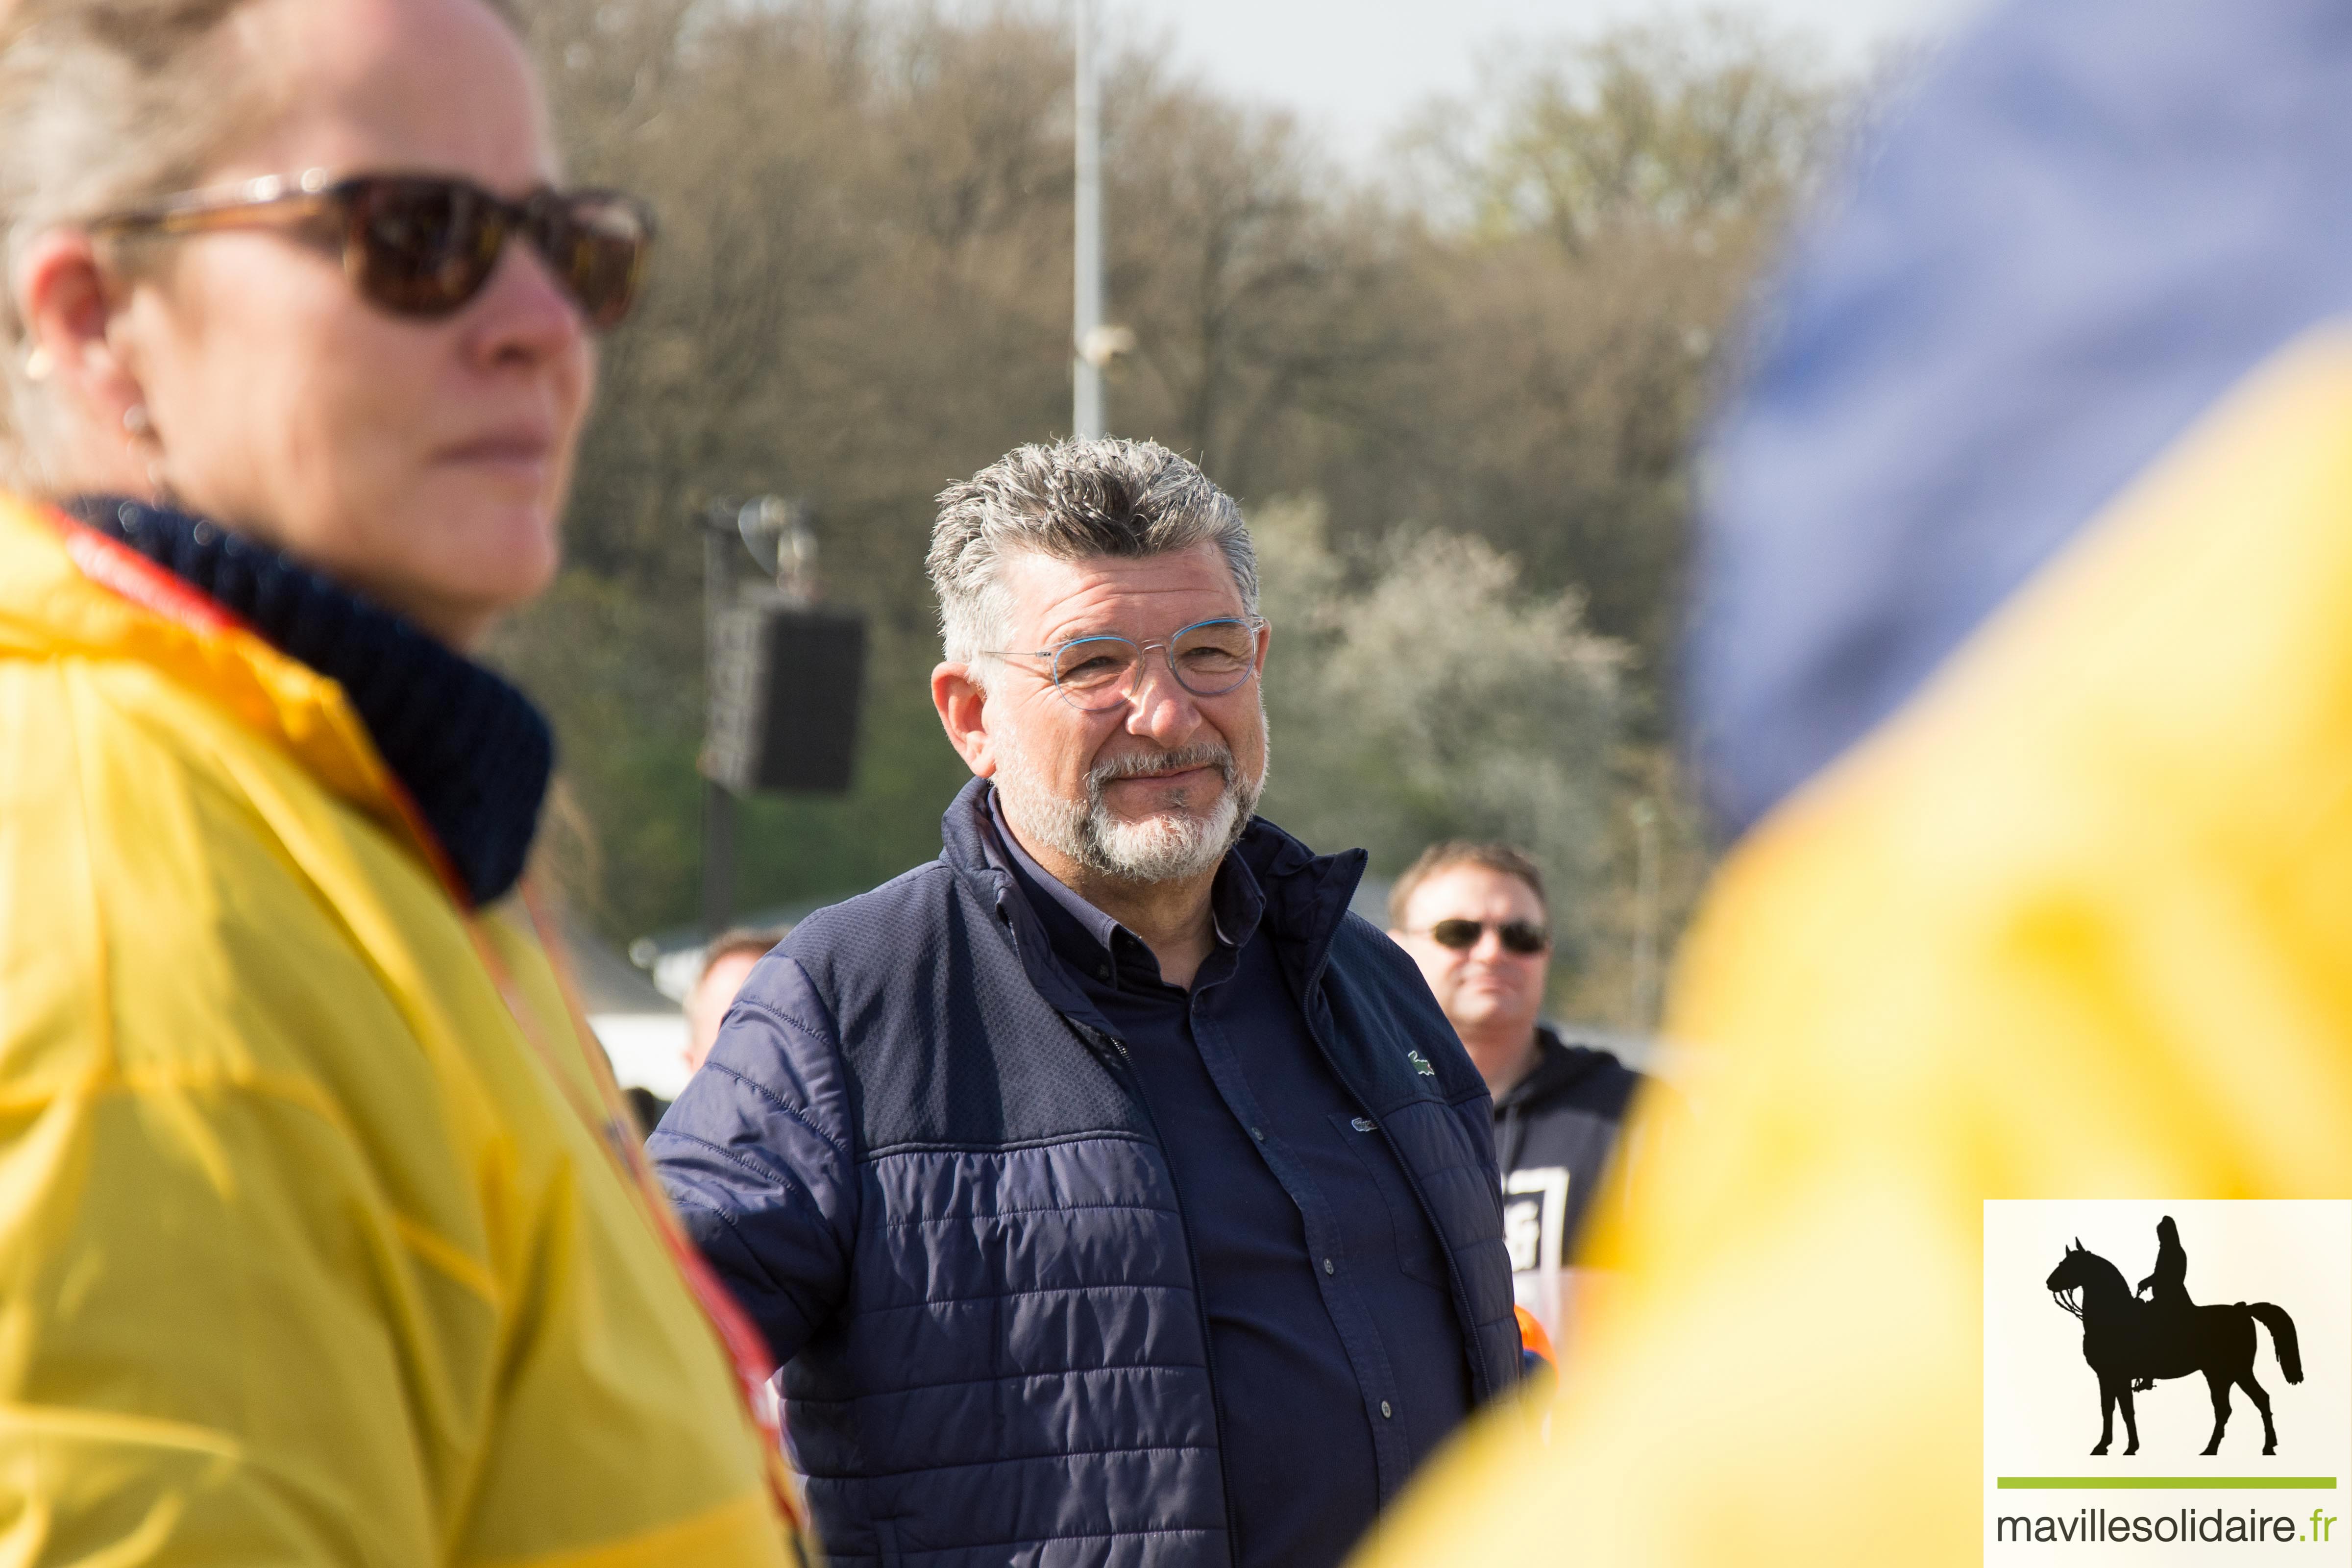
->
[1106, 0, 1987, 161]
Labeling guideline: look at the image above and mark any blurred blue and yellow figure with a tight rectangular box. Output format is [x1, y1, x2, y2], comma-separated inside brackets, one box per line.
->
[1355, 0, 2352, 1560]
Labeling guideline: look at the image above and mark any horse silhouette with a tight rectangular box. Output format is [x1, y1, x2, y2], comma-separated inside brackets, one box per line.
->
[2046, 1230, 2301, 1457]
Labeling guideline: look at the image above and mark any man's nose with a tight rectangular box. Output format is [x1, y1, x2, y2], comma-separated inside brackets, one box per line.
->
[1118, 655, 1201, 745]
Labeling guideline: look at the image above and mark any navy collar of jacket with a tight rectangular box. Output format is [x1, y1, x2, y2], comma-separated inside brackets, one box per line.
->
[943, 776, 1367, 1011]
[63, 495, 553, 907]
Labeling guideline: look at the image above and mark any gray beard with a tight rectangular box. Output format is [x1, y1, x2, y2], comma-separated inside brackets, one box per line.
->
[996, 723, 1266, 886]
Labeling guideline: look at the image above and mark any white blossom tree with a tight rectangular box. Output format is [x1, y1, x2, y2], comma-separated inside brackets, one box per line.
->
[1251, 498, 1625, 961]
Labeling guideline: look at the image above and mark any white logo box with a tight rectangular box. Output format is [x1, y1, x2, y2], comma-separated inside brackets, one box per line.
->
[1985, 1200, 2351, 1564]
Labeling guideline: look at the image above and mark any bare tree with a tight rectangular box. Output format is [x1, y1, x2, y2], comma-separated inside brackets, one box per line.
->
[1364, 16, 1838, 684]
[493, 1, 1838, 1018]
[1103, 89, 1404, 492]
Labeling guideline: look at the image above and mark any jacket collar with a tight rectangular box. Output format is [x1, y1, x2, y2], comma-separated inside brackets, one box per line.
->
[67, 496, 552, 906]
[3, 492, 548, 907]
[984, 785, 1270, 983]
[938, 775, 1366, 994]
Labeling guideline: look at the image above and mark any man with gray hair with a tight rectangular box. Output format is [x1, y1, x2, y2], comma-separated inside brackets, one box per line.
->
[655, 438, 1520, 1568]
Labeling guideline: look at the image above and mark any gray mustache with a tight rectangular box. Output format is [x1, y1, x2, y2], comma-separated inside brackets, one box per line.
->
[1087, 744, 1235, 790]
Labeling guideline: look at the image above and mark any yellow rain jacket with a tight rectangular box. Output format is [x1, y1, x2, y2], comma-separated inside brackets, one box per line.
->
[0, 494, 797, 1567]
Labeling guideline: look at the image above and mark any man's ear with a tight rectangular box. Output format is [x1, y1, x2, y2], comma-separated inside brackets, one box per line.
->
[931, 662, 997, 778]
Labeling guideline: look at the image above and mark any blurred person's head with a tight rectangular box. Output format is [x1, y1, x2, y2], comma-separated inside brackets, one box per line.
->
[684, 926, 785, 1075]
[1389, 841, 1552, 1094]
[1, 0, 647, 648]
[927, 438, 1271, 893]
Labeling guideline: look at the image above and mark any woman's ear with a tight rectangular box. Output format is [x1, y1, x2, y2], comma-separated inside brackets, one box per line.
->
[14, 227, 154, 490]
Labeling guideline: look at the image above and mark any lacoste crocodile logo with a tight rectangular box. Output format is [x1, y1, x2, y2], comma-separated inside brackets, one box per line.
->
[1407, 1050, 1436, 1077]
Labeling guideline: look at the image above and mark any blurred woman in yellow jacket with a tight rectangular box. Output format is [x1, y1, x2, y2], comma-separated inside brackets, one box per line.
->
[0, 2, 803, 1563]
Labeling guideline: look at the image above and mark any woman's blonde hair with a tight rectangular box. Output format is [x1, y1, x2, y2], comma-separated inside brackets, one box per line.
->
[0, 0, 522, 494]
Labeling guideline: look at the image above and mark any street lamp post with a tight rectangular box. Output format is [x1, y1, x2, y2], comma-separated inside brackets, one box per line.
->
[700, 499, 745, 937]
[1073, 0, 1103, 439]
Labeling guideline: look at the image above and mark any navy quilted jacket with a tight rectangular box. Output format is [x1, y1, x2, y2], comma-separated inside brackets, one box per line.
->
[653, 780, 1520, 1568]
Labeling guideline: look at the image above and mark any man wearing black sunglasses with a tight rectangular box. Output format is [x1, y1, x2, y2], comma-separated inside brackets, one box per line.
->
[1389, 842, 1649, 1340]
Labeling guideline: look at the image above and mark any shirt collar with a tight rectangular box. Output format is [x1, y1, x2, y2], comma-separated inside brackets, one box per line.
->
[988, 787, 1125, 949]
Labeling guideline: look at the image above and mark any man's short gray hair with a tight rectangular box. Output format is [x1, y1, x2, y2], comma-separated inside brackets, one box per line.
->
[927, 438, 1257, 665]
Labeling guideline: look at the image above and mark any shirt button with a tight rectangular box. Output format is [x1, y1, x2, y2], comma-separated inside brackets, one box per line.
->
[1250, 1127, 1265, 1142]
[1323, 1257, 1335, 1275]
[1380, 1401, 1393, 1419]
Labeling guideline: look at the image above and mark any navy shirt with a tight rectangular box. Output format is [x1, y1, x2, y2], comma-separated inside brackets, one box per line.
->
[987, 794, 1471, 1568]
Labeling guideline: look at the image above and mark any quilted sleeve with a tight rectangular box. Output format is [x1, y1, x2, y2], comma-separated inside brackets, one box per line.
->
[652, 953, 862, 1365]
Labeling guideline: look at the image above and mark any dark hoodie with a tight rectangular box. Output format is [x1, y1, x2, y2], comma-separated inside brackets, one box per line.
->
[1492, 1028, 1644, 1277]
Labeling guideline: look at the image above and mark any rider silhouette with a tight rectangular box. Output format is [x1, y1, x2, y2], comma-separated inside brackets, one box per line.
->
[2133, 1215, 2193, 1390]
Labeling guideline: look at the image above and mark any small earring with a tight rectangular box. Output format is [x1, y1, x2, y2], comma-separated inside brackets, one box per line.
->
[22, 344, 54, 382]
[122, 403, 152, 439]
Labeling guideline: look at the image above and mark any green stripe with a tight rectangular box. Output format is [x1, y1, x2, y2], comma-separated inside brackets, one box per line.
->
[1998, 1477, 2337, 1491]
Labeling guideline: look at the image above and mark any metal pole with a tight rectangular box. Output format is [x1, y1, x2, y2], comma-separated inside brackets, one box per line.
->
[701, 779, 735, 936]
[701, 508, 736, 936]
[1072, 0, 1104, 439]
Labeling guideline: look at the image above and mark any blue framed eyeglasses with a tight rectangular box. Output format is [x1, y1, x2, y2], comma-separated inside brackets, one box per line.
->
[986, 616, 1266, 711]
